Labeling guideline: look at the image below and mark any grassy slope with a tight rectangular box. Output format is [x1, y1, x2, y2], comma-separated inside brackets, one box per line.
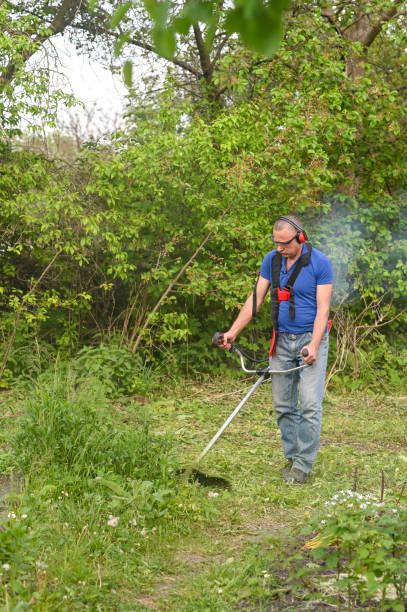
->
[1, 376, 406, 611]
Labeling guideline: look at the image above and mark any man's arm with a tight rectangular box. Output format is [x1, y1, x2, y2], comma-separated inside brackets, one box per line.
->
[219, 276, 270, 348]
[301, 283, 332, 364]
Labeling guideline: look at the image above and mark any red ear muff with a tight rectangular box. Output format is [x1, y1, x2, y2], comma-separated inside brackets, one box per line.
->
[276, 216, 308, 243]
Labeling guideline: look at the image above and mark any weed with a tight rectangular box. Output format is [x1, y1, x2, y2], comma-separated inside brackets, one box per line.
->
[12, 368, 176, 484]
[1, 369, 406, 610]
[290, 489, 407, 610]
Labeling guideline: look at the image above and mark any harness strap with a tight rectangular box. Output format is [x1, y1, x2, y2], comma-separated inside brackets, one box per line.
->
[269, 328, 278, 357]
[272, 244, 312, 317]
[253, 245, 314, 356]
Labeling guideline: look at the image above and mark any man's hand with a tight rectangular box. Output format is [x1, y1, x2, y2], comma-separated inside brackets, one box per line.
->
[301, 343, 318, 364]
[218, 331, 236, 350]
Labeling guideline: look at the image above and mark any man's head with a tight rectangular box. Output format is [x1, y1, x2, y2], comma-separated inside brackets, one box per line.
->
[273, 215, 307, 258]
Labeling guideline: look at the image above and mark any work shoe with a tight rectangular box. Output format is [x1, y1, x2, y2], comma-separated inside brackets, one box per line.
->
[284, 467, 308, 484]
[279, 460, 293, 477]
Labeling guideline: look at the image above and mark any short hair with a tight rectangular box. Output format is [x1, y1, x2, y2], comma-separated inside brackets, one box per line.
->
[274, 215, 304, 232]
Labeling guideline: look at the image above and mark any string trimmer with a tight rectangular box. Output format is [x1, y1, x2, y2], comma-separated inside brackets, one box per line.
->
[180, 332, 309, 489]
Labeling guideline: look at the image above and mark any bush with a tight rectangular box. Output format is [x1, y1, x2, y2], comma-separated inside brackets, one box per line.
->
[75, 342, 156, 398]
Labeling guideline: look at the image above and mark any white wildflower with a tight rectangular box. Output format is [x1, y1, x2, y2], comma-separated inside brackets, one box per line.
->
[21, 514, 28, 519]
[360, 503, 367, 509]
[36, 560, 48, 570]
[107, 515, 119, 527]
[131, 518, 137, 526]
[140, 527, 148, 537]
[2, 564, 10, 571]
[208, 491, 219, 498]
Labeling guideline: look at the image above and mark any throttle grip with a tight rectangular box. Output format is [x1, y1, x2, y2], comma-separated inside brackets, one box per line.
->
[212, 331, 224, 346]
[212, 331, 234, 352]
[301, 348, 309, 357]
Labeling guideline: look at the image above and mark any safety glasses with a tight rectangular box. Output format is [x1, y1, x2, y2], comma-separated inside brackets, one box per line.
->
[271, 235, 297, 247]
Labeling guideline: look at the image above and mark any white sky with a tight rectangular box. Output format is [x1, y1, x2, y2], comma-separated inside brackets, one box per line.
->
[38, 34, 129, 136]
[28, 31, 168, 140]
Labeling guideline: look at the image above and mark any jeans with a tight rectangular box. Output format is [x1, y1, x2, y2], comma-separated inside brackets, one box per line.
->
[270, 331, 329, 474]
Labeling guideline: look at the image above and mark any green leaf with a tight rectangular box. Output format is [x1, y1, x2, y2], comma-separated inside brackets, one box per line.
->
[173, 16, 191, 35]
[224, 0, 289, 56]
[110, 1, 133, 29]
[123, 60, 133, 87]
[153, 26, 176, 59]
[181, 0, 214, 24]
[114, 31, 131, 57]
[94, 477, 129, 497]
[144, 0, 170, 28]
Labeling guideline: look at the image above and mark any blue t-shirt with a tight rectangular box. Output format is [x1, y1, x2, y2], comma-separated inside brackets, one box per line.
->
[259, 244, 333, 333]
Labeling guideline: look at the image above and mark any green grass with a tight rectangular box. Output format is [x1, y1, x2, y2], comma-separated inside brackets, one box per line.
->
[1, 369, 406, 610]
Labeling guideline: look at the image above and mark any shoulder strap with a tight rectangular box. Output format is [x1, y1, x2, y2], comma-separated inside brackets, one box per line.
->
[285, 244, 312, 319]
[285, 244, 312, 289]
[252, 251, 282, 322]
[270, 252, 282, 330]
[271, 252, 282, 287]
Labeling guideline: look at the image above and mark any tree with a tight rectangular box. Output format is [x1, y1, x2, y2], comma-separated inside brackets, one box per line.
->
[0, 3, 77, 135]
[1, 0, 406, 384]
[319, 0, 406, 80]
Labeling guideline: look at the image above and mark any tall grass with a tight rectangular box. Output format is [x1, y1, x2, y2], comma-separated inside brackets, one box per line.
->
[12, 364, 176, 483]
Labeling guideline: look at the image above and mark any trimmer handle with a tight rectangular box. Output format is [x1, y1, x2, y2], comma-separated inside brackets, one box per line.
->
[301, 348, 309, 357]
[212, 331, 224, 346]
[212, 331, 235, 352]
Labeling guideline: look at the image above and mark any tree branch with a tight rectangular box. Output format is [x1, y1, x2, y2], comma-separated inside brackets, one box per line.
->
[131, 205, 231, 353]
[193, 23, 213, 79]
[0, 0, 83, 87]
[321, 6, 343, 36]
[126, 32, 202, 78]
[342, 3, 403, 47]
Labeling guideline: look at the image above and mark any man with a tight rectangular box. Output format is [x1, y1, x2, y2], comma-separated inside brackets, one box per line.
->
[218, 215, 333, 484]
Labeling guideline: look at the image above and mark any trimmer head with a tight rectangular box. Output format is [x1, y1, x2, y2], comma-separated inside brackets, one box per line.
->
[177, 468, 231, 489]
